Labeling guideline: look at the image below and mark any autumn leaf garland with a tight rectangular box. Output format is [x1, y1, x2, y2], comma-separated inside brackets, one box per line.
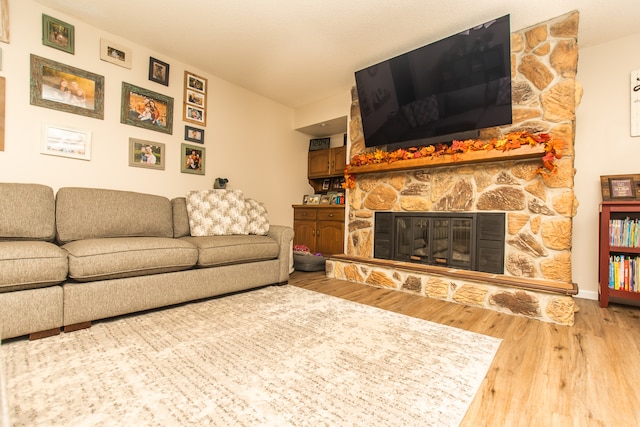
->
[342, 132, 564, 190]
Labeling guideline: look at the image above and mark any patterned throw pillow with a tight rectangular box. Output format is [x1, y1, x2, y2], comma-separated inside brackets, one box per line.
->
[496, 76, 512, 105]
[245, 198, 269, 235]
[185, 190, 248, 236]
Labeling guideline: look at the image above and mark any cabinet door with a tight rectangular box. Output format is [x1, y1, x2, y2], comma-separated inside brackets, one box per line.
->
[330, 146, 347, 176]
[293, 220, 317, 253]
[317, 221, 344, 255]
[308, 150, 331, 178]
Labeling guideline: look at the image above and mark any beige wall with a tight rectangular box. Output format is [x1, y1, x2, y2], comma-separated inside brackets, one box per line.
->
[0, 0, 312, 227]
[573, 31, 640, 300]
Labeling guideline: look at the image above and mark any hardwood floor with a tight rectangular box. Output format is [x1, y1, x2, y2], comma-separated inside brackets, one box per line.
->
[289, 271, 640, 426]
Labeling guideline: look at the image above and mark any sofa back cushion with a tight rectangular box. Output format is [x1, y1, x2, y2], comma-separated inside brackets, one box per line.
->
[171, 197, 191, 238]
[0, 183, 56, 241]
[56, 187, 174, 244]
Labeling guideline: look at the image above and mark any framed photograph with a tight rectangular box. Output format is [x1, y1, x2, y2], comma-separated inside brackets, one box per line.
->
[307, 194, 320, 205]
[322, 178, 331, 191]
[120, 82, 174, 134]
[601, 174, 640, 200]
[331, 177, 344, 190]
[320, 195, 331, 205]
[185, 104, 205, 125]
[42, 14, 74, 54]
[184, 71, 207, 126]
[128, 138, 165, 170]
[302, 195, 310, 204]
[0, 0, 9, 44]
[30, 54, 104, 119]
[100, 38, 132, 69]
[181, 143, 205, 175]
[184, 125, 204, 143]
[149, 57, 169, 86]
[41, 123, 91, 161]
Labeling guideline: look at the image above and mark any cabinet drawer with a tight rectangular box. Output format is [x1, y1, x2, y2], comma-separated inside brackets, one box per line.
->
[294, 209, 317, 220]
[317, 209, 343, 221]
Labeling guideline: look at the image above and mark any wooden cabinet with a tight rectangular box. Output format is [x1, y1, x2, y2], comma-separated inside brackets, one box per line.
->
[308, 146, 347, 179]
[598, 201, 640, 307]
[293, 205, 344, 255]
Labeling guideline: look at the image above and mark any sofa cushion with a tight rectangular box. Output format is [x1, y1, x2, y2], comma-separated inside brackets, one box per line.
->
[0, 183, 56, 241]
[245, 198, 269, 235]
[63, 237, 198, 282]
[171, 197, 191, 238]
[56, 187, 174, 244]
[186, 190, 248, 236]
[0, 241, 68, 292]
[180, 235, 279, 267]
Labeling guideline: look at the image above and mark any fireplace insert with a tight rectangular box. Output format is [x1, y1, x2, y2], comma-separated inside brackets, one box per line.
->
[374, 212, 505, 274]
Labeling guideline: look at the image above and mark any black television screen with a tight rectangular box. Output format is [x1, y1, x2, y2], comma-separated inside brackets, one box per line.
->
[355, 15, 512, 149]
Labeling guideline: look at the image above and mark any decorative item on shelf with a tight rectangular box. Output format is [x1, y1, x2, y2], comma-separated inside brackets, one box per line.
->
[309, 137, 330, 151]
[342, 131, 564, 190]
[600, 174, 640, 201]
[213, 177, 228, 189]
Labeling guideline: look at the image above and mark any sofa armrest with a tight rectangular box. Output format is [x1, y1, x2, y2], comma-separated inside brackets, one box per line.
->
[267, 225, 294, 283]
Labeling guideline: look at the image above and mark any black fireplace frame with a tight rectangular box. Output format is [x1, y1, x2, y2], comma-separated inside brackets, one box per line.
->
[374, 212, 505, 274]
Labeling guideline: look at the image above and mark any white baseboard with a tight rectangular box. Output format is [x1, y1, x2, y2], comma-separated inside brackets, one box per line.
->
[576, 289, 598, 300]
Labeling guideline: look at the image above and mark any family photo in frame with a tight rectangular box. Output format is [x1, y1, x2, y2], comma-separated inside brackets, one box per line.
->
[128, 138, 165, 170]
[120, 82, 174, 134]
[184, 71, 207, 126]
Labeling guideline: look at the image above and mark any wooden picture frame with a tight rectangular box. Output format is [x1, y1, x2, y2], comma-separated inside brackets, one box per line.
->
[30, 54, 104, 119]
[601, 174, 640, 200]
[0, 0, 10, 44]
[184, 125, 204, 143]
[120, 82, 174, 134]
[41, 123, 91, 161]
[42, 14, 74, 54]
[128, 138, 165, 170]
[100, 38, 132, 69]
[149, 57, 169, 86]
[181, 143, 205, 175]
[184, 71, 207, 126]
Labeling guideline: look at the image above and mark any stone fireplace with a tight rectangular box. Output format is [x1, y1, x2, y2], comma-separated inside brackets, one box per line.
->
[326, 11, 582, 325]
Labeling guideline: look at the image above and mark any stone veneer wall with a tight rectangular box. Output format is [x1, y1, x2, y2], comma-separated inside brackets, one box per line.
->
[328, 12, 582, 325]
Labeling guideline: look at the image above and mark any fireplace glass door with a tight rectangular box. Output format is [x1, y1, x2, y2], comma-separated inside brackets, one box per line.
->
[395, 217, 430, 263]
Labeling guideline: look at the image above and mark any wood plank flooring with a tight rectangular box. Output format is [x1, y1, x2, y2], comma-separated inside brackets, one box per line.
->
[289, 271, 640, 426]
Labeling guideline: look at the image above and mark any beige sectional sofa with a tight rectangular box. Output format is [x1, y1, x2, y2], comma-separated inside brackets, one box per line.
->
[0, 183, 294, 340]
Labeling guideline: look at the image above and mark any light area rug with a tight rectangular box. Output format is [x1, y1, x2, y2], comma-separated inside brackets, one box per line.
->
[1, 285, 501, 426]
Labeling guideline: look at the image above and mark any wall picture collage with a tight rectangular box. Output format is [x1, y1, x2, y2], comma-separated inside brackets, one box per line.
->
[23, 11, 207, 175]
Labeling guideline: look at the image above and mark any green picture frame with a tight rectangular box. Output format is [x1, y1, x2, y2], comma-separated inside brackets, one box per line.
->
[30, 54, 104, 119]
[181, 143, 205, 175]
[42, 14, 74, 54]
[120, 82, 174, 134]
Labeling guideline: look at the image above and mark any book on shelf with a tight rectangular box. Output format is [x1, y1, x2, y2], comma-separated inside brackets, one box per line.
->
[609, 254, 640, 292]
[609, 217, 640, 248]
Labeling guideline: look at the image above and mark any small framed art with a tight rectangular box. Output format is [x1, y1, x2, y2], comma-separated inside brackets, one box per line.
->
[149, 57, 169, 86]
[30, 54, 104, 119]
[42, 14, 74, 54]
[120, 82, 174, 134]
[181, 143, 205, 175]
[100, 38, 132, 69]
[41, 123, 91, 161]
[184, 125, 204, 143]
[601, 174, 640, 200]
[128, 138, 165, 170]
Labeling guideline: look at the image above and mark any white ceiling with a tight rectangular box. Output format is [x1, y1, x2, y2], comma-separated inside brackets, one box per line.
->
[34, 0, 638, 109]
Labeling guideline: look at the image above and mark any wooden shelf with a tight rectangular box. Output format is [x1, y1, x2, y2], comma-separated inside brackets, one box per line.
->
[347, 144, 546, 175]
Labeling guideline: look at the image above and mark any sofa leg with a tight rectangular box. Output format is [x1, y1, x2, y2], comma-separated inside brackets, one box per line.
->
[64, 321, 92, 333]
[276, 281, 288, 286]
[29, 328, 61, 340]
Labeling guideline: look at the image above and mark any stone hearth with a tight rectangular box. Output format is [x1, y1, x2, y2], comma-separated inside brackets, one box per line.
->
[331, 11, 582, 325]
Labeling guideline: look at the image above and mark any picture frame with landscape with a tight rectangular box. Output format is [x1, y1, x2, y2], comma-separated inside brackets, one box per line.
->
[120, 82, 174, 134]
[30, 54, 104, 119]
[42, 14, 74, 54]
[128, 138, 165, 170]
[41, 123, 91, 161]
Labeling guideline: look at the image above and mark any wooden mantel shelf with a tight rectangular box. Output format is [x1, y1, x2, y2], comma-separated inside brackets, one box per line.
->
[347, 144, 546, 175]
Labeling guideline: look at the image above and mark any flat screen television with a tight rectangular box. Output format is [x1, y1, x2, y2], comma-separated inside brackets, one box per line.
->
[355, 15, 512, 149]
